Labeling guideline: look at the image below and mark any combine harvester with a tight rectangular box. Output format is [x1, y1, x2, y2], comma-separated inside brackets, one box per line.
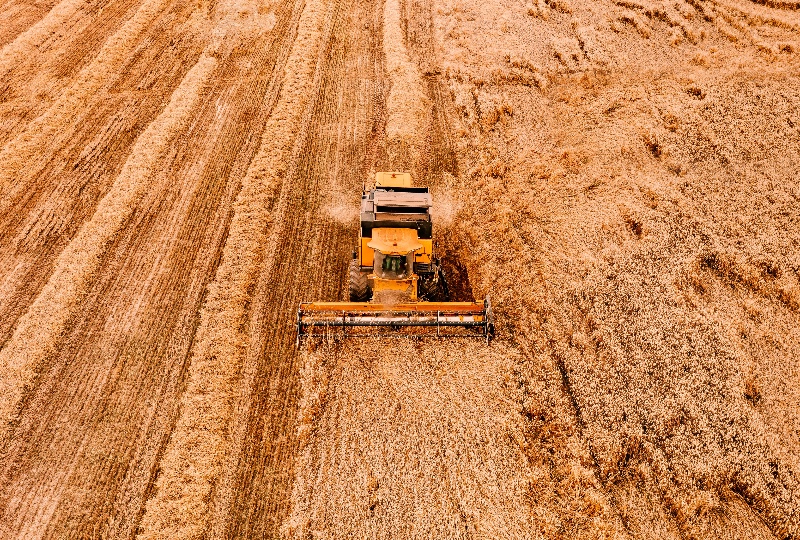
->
[297, 172, 493, 343]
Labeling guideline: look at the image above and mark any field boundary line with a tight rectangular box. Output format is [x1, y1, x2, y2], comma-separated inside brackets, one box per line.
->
[135, 0, 335, 536]
[0, 53, 217, 446]
[0, 0, 181, 201]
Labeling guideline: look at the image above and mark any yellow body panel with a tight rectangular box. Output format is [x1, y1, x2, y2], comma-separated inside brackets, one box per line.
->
[375, 171, 411, 187]
[360, 237, 431, 267]
[416, 239, 432, 264]
[372, 276, 418, 301]
[368, 228, 423, 255]
[361, 237, 374, 266]
[357, 174, 429, 302]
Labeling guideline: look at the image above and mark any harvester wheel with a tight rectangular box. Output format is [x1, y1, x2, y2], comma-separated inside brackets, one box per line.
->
[349, 259, 371, 302]
[419, 265, 450, 302]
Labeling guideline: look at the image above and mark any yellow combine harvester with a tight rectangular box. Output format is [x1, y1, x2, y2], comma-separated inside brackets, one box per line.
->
[297, 172, 493, 343]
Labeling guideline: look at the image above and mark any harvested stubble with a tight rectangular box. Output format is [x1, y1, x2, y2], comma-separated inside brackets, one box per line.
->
[0, 0, 96, 76]
[0, 52, 216, 444]
[0, 0, 180, 198]
[0, 0, 798, 535]
[0, 1, 56, 47]
[285, 339, 536, 539]
[136, 0, 332, 537]
[285, 334, 631, 538]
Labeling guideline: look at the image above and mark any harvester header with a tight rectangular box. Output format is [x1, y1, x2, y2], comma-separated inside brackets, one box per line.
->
[297, 172, 493, 343]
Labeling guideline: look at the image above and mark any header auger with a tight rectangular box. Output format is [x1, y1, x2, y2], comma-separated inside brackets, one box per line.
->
[297, 172, 493, 344]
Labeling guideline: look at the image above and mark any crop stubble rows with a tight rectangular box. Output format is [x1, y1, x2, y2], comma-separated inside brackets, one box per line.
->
[0, 0, 207, 353]
[137, 0, 343, 536]
[0, 0, 313, 537]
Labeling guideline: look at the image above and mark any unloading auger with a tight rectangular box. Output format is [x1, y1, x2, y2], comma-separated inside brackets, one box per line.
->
[297, 172, 493, 343]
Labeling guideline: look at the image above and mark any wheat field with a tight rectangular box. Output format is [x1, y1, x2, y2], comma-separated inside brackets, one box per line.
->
[0, 0, 796, 537]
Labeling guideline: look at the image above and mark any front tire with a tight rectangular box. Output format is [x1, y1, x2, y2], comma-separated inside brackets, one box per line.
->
[349, 259, 371, 302]
[418, 264, 450, 302]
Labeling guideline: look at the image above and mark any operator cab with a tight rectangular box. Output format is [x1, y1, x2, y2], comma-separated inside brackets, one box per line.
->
[367, 227, 422, 282]
[374, 251, 413, 279]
